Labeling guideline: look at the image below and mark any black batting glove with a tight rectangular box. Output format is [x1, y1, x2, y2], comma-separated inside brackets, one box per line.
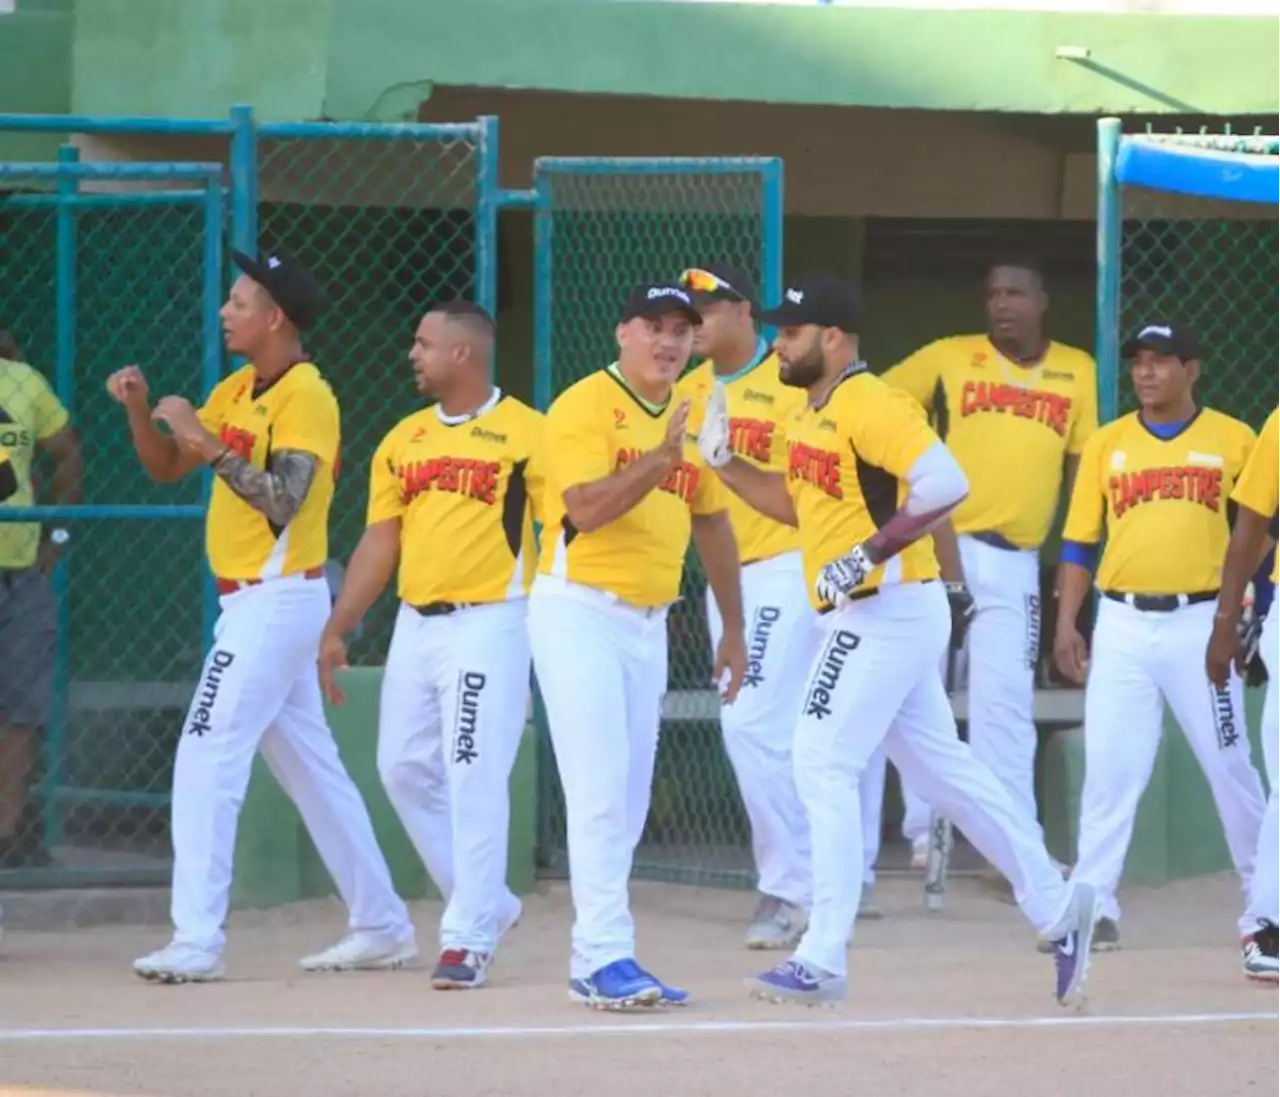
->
[944, 581, 976, 651]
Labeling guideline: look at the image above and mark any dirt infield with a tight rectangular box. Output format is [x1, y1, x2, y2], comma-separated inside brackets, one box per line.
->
[1, 874, 1275, 1097]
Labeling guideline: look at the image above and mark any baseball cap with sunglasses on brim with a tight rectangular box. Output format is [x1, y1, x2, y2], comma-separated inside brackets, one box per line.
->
[679, 265, 758, 309]
[1120, 321, 1203, 362]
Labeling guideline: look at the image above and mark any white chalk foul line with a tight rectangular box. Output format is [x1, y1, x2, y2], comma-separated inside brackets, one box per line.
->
[0, 1010, 1274, 1042]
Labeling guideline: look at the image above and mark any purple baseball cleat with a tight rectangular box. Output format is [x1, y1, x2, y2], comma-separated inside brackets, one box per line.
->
[1041, 882, 1098, 1007]
[745, 959, 847, 1005]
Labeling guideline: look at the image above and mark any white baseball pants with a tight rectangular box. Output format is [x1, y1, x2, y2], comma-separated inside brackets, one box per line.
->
[791, 581, 1072, 978]
[1247, 610, 1279, 926]
[901, 535, 1042, 846]
[377, 600, 529, 953]
[529, 575, 669, 980]
[1073, 598, 1267, 935]
[170, 574, 410, 956]
[704, 552, 888, 904]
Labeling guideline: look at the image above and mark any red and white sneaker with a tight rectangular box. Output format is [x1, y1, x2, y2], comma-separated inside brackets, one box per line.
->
[431, 948, 493, 990]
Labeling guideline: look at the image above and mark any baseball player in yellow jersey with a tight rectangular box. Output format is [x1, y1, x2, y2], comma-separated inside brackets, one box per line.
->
[107, 250, 413, 983]
[698, 273, 1097, 1007]
[883, 260, 1097, 867]
[1056, 322, 1266, 955]
[318, 301, 540, 991]
[1208, 405, 1279, 981]
[676, 264, 888, 940]
[531, 281, 746, 1010]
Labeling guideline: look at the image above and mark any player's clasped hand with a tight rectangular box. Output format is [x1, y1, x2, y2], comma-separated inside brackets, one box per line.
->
[151, 396, 207, 451]
[1053, 622, 1090, 685]
[660, 399, 692, 463]
[105, 364, 150, 409]
[815, 545, 871, 608]
[317, 626, 349, 706]
[696, 382, 733, 469]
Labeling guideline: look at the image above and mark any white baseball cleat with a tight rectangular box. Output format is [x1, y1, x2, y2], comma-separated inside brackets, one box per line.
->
[910, 842, 929, 870]
[298, 929, 418, 972]
[745, 895, 808, 950]
[133, 942, 227, 984]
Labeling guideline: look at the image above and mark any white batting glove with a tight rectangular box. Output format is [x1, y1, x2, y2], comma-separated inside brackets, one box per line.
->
[815, 544, 873, 608]
[696, 381, 732, 469]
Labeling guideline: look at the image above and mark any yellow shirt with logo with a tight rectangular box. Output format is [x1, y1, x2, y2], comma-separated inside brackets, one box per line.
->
[1231, 407, 1279, 585]
[0, 358, 71, 568]
[787, 367, 941, 611]
[538, 367, 730, 608]
[368, 395, 545, 605]
[196, 362, 339, 580]
[1062, 409, 1256, 594]
[882, 335, 1098, 549]
[678, 350, 803, 566]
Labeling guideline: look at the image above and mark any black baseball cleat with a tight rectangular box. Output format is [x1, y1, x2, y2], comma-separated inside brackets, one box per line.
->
[1242, 920, 1278, 983]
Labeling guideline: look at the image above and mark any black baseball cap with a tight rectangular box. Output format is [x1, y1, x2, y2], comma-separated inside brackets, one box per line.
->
[1121, 321, 1202, 361]
[620, 283, 703, 326]
[232, 248, 326, 332]
[679, 264, 758, 308]
[753, 273, 863, 334]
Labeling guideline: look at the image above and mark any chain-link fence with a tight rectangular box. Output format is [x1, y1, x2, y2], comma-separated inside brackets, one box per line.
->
[0, 117, 486, 891]
[0, 160, 224, 884]
[532, 158, 783, 885]
[255, 124, 482, 665]
[1103, 128, 1278, 430]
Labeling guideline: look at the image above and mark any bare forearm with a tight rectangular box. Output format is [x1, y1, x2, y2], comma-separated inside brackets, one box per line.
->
[1215, 507, 1271, 627]
[931, 519, 965, 583]
[328, 523, 400, 634]
[44, 432, 83, 504]
[717, 457, 797, 526]
[564, 449, 674, 533]
[693, 511, 744, 634]
[1055, 562, 1092, 633]
[127, 404, 187, 481]
[211, 449, 317, 528]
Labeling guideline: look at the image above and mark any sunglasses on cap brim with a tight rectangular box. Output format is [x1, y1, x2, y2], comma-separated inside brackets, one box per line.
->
[679, 268, 745, 299]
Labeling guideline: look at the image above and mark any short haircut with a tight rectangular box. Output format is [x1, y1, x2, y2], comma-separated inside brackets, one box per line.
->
[988, 257, 1047, 291]
[431, 299, 496, 336]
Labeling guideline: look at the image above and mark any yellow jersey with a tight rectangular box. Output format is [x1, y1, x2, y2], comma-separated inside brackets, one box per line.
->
[678, 347, 802, 566]
[367, 393, 545, 605]
[1231, 407, 1279, 585]
[0, 358, 71, 568]
[882, 335, 1098, 549]
[787, 365, 942, 611]
[197, 362, 339, 581]
[538, 367, 730, 609]
[1062, 408, 1256, 595]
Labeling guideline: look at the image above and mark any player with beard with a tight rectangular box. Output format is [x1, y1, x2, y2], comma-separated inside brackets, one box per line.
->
[695, 272, 1097, 1007]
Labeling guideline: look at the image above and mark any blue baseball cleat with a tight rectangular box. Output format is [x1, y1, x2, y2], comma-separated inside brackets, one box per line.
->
[745, 959, 847, 1005]
[1042, 882, 1097, 1008]
[567, 959, 663, 1010]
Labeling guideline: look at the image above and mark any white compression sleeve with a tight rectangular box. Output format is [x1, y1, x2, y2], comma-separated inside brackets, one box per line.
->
[903, 441, 969, 516]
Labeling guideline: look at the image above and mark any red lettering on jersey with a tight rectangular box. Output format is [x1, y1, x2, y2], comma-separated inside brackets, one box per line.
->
[613, 446, 698, 503]
[729, 417, 775, 464]
[1109, 465, 1222, 519]
[787, 441, 843, 500]
[219, 424, 256, 461]
[399, 457, 501, 506]
[960, 380, 1071, 438]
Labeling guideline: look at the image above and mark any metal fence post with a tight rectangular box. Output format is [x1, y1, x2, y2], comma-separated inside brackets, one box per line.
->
[228, 104, 258, 257]
[200, 178, 226, 652]
[760, 158, 785, 311]
[1095, 117, 1122, 425]
[476, 115, 501, 331]
[531, 167, 553, 413]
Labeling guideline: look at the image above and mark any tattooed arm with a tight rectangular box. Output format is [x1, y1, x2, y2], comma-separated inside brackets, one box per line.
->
[211, 448, 318, 528]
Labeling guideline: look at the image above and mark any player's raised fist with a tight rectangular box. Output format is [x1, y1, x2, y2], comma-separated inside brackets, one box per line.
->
[660, 399, 692, 462]
[106, 365, 150, 409]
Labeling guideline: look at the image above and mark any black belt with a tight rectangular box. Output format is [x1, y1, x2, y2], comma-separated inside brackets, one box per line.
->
[969, 531, 1023, 552]
[1102, 590, 1218, 613]
[818, 578, 936, 615]
[412, 601, 478, 617]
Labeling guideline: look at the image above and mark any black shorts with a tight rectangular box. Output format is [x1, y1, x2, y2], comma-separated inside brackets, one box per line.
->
[0, 568, 55, 727]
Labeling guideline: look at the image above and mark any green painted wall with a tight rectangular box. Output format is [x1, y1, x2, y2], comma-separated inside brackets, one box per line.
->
[0, 0, 73, 159]
[71, 0, 331, 120]
[65, 0, 1277, 123]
